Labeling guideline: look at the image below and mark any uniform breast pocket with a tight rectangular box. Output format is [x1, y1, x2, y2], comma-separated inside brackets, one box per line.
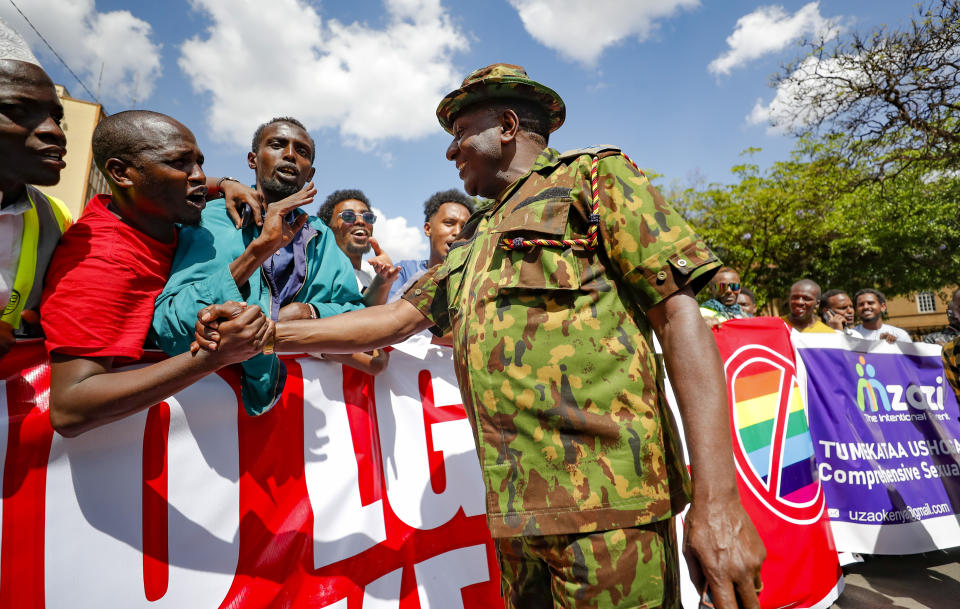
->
[491, 196, 587, 292]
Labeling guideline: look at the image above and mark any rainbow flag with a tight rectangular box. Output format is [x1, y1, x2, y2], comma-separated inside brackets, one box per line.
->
[712, 317, 842, 609]
[733, 366, 818, 504]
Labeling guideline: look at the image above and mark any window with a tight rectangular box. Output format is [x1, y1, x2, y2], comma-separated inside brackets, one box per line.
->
[917, 291, 937, 313]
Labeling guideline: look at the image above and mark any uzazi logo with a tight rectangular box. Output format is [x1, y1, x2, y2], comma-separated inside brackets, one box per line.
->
[855, 355, 944, 413]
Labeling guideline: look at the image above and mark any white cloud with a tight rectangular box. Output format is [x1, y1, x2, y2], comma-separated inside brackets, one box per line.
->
[748, 54, 865, 134]
[0, 0, 161, 104]
[709, 2, 839, 76]
[368, 206, 427, 263]
[179, 0, 467, 149]
[507, 0, 699, 65]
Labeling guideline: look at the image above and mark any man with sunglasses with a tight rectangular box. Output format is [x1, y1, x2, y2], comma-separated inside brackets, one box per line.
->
[151, 117, 366, 415]
[317, 189, 397, 305]
[700, 267, 748, 324]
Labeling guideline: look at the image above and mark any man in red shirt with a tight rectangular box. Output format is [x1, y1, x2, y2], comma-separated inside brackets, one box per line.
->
[40, 110, 271, 436]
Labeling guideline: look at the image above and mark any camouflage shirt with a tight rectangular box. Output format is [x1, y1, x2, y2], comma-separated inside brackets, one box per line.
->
[404, 146, 720, 537]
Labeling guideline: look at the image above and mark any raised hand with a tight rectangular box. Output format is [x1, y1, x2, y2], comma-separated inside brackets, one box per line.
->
[220, 180, 266, 229]
[367, 237, 400, 282]
[254, 182, 317, 254]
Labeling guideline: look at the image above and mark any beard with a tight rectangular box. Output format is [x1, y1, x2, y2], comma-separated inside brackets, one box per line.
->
[260, 175, 302, 198]
[345, 240, 371, 257]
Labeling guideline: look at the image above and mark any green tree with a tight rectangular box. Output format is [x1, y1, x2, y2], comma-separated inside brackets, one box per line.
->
[670, 139, 960, 305]
[766, 0, 960, 178]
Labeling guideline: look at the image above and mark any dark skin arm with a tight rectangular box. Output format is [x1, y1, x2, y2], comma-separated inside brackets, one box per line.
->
[316, 350, 391, 376]
[272, 298, 431, 353]
[275, 302, 392, 375]
[51, 303, 271, 437]
[647, 286, 765, 609]
[194, 298, 431, 355]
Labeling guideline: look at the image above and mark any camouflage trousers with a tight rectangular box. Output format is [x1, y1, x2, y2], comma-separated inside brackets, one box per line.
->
[495, 518, 680, 609]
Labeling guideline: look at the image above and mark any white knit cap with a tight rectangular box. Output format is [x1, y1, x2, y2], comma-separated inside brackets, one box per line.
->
[0, 16, 41, 67]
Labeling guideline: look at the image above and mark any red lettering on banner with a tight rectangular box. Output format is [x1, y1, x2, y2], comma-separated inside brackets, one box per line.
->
[418, 370, 466, 495]
[0, 346, 501, 608]
[0, 341, 52, 609]
[343, 366, 383, 507]
[142, 402, 170, 601]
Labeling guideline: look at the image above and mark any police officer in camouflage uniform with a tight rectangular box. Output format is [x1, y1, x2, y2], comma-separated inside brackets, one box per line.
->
[206, 63, 765, 609]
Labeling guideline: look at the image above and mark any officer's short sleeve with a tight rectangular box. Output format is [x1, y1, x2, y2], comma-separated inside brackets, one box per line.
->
[401, 263, 451, 336]
[595, 153, 720, 309]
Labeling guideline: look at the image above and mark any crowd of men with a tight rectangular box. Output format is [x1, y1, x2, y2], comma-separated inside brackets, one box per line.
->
[28, 14, 960, 608]
[698, 266, 956, 344]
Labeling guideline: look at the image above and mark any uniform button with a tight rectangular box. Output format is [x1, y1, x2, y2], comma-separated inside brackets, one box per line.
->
[657, 271, 667, 280]
[677, 259, 687, 267]
[415, 289, 422, 295]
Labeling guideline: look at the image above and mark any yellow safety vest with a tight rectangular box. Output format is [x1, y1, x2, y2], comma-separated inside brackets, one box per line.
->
[1, 186, 72, 329]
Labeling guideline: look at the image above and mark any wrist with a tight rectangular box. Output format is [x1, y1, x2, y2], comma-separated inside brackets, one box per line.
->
[192, 346, 226, 371]
[690, 479, 740, 505]
[215, 176, 241, 198]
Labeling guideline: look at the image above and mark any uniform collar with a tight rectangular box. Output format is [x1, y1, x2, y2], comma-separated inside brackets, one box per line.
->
[492, 147, 560, 207]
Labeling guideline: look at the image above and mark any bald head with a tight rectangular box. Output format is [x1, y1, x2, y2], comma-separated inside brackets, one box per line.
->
[791, 279, 821, 301]
[788, 279, 822, 326]
[92, 110, 192, 176]
[0, 58, 52, 87]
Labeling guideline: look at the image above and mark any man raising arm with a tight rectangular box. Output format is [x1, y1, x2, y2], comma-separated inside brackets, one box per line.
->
[151, 117, 365, 415]
[41, 111, 270, 436]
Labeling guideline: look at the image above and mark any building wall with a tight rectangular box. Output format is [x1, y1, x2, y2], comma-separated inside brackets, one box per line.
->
[37, 85, 107, 219]
[884, 287, 955, 338]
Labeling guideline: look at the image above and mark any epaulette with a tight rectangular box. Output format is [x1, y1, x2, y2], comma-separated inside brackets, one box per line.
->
[558, 145, 622, 160]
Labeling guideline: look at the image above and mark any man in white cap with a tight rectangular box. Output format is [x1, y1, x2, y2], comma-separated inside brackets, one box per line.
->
[0, 17, 71, 359]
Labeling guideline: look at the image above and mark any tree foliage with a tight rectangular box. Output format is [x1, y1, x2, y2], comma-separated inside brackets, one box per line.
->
[668, 138, 960, 306]
[768, 0, 960, 178]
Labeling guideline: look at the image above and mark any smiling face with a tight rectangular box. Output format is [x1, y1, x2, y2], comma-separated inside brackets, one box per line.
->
[127, 118, 207, 227]
[445, 105, 507, 198]
[330, 198, 373, 259]
[855, 292, 885, 324]
[0, 60, 66, 196]
[249, 122, 315, 202]
[789, 283, 820, 324]
[425, 201, 471, 265]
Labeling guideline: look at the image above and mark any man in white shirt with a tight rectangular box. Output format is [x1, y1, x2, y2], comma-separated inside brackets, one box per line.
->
[853, 288, 911, 342]
[0, 18, 70, 358]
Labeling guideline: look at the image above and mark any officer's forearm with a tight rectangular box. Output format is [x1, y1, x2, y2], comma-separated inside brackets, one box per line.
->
[649, 288, 738, 500]
[275, 298, 432, 353]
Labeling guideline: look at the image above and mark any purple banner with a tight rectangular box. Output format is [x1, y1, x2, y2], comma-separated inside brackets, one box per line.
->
[794, 334, 960, 554]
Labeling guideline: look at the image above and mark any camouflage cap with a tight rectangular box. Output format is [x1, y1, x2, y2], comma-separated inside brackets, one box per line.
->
[436, 63, 565, 135]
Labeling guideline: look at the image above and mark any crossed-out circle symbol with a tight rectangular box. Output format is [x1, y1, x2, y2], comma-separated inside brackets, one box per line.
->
[725, 344, 825, 524]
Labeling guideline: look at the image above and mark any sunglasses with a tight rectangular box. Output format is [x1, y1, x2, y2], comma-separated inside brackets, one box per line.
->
[337, 210, 377, 225]
[717, 282, 741, 292]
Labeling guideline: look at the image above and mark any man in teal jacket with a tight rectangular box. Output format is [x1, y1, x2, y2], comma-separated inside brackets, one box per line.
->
[151, 117, 364, 414]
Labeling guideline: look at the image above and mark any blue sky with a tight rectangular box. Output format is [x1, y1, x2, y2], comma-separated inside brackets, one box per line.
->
[3, 0, 915, 260]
